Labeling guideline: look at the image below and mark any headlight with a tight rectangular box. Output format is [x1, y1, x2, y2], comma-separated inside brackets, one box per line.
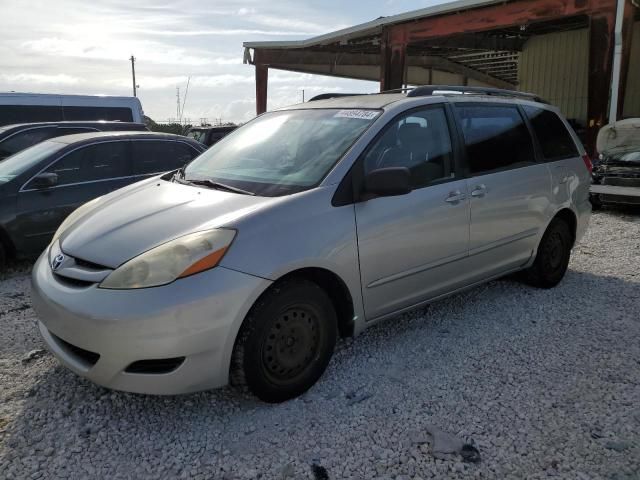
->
[99, 229, 236, 289]
[52, 197, 103, 243]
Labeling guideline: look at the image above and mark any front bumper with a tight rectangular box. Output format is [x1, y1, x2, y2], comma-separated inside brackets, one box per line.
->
[590, 184, 640, 204]
[31, 251, 271, 394]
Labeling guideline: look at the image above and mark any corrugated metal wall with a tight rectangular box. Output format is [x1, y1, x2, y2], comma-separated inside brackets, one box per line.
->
[519, 21, 640, 122]
[519, 29, 589, 121]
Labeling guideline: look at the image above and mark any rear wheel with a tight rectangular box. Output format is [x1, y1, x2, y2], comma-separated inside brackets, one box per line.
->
[231, 279, 337, 403]
[523, 218, 572, 288]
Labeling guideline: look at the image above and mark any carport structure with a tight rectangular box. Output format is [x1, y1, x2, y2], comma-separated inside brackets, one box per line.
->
[243, 0, 639, 154]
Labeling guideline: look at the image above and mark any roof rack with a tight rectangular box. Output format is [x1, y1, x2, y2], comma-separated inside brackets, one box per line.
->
[308, 93, 366, 102]
[406, 85, 547, 103]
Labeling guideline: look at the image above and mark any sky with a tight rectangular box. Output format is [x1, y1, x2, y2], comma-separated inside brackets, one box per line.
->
[0, 0, 447, 124]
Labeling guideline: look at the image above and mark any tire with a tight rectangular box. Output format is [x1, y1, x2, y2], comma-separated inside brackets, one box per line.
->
[523, 218, 572, 289]
[589, 193, 602, 211]
[230, 278, 337, 403]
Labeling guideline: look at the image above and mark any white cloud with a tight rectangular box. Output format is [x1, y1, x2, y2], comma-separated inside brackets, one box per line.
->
[0, 73, 81, 86]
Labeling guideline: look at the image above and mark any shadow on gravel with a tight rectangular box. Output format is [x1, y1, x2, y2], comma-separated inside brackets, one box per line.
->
[2, 269, 638, 478]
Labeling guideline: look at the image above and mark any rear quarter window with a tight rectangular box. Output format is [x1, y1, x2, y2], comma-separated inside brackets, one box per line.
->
[523, 106, 579, 161]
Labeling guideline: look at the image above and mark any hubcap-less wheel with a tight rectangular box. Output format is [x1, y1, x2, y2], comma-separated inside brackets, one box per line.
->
[523, 218, 572, 289]
[231, 279, 338, 403]
[263, 306, 320, 384]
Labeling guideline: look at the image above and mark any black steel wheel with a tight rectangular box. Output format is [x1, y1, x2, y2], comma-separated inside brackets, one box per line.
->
[523, 218, 572, 289]
[231, 278, 337, 403]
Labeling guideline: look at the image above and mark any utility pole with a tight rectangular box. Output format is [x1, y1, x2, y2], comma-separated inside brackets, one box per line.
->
[176, 87, 181, 122]
[130, 55, 137, 97]
[302, 89, 305, 102]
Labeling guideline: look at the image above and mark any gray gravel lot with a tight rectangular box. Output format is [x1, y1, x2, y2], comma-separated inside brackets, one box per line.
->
[1, 210, 639, 479]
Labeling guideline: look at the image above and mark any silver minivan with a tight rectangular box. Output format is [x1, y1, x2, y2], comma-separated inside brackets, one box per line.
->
[31, 87, 591, 402]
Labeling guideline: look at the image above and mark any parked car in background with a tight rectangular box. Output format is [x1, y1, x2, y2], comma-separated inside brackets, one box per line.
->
[0, 92, 145, 126]
[0, 121, 148, 160]
[0, 131, 205, 267]
[31, 86, 591, 403]
[590, 118, 640, 209]
[186, 125, 236, 147]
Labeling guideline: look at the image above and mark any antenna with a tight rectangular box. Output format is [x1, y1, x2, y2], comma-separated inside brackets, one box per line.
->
[180, 76, 191, 123]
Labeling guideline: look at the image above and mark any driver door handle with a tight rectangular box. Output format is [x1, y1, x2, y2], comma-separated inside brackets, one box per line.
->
[445, 191, 466, 204]
[471, 184, 487, 198]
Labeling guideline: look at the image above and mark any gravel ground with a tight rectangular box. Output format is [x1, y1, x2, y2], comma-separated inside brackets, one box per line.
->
[1, 209, 639, 480]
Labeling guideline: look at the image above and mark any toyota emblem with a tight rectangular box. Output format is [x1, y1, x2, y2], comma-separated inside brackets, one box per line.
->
[51, 254, 65, 271]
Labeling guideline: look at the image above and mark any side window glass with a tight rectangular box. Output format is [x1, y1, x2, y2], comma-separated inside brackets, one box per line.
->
[62, 106, 134, 122]
[0, 105, 63, 126]
[0, 128, 57, 158]
[523, 106, 579, 161]
[132, 141, 196, 175]
[362, 107, 454, 189]
[57, 127, 96, 136]
[37, 142, 129, 186]
[456, 104, 535, 175]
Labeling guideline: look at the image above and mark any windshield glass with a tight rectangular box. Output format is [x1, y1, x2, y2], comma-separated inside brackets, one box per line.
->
[187, 130, 208, 144]
[183, 109, 380, 196]
[0, 140, 63, 184]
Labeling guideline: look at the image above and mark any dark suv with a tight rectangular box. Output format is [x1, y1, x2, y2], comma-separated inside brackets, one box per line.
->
[186, 125, 236, 147]
[0, 121, 148, 160]
[0, 131, 205, 267]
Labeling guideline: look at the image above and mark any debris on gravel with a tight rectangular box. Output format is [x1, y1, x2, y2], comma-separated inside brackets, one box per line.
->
[1, 210, 639, 479]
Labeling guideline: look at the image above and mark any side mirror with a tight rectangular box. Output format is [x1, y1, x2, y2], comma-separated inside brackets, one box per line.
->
[364, 167, 411, 197]
[32, 172, 58, 189]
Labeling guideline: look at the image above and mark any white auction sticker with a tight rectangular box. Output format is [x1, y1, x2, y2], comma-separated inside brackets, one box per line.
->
[334, 110, 379, 120]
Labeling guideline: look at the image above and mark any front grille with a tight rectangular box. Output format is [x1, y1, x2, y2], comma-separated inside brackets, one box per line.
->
[53, 273, 94, 287]
[73, 257, 109, 270]
[51, 333, 100, 366]
[602, 177, 640, 188]
[125, 357, 185, 374]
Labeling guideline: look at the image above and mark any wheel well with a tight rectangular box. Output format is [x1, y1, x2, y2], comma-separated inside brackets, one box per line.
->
[274, 268, 355, 338]
[553, 208, 577, 246]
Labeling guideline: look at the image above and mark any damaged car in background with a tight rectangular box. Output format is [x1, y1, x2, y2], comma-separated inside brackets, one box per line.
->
[590, 118, 640, 209]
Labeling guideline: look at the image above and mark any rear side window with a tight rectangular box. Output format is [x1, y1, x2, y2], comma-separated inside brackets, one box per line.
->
[0, 127, 57, 158]
[0, 105, 63, 126]
[62, 106, 134, 122]
[35, 141, 130, 186]
[523, 106, 579, 161]
[456, 104, 535, 175]
[132, 141, 198, 175]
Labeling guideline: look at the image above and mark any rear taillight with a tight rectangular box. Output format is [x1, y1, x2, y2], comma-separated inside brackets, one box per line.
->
[582, 153, 593, 173]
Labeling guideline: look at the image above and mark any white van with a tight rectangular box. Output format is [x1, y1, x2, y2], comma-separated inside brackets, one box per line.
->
[0, 93, 144, 126]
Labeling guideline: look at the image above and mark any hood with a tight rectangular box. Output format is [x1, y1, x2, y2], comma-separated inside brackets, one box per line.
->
[597, 118, 640, 154]
[60, 179, 281, 268]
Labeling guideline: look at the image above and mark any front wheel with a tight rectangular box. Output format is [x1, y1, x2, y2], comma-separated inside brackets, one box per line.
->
[0, 242, 6, 272]
[523, 218, 572, 289]
[231, 279, 337, 403]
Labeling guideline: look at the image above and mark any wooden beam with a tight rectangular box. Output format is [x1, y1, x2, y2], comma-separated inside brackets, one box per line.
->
[254, 48, 515, 88]
[586, 12, 616, 155]
[255, 64, 268, 115]
[415, 33, 526, 51]
[380, 26, 408, 91]
[404, 0, 617, 42]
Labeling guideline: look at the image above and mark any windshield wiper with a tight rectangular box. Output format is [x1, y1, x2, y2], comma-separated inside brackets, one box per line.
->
[184, 178, 255, 196]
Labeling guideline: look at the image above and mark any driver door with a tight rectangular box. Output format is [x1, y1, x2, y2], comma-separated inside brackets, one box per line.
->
[354, 105, 470, 320]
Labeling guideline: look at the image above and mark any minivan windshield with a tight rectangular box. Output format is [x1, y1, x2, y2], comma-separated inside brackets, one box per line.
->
[182, 109, 380, 196]
[0, 140, 63, 184]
